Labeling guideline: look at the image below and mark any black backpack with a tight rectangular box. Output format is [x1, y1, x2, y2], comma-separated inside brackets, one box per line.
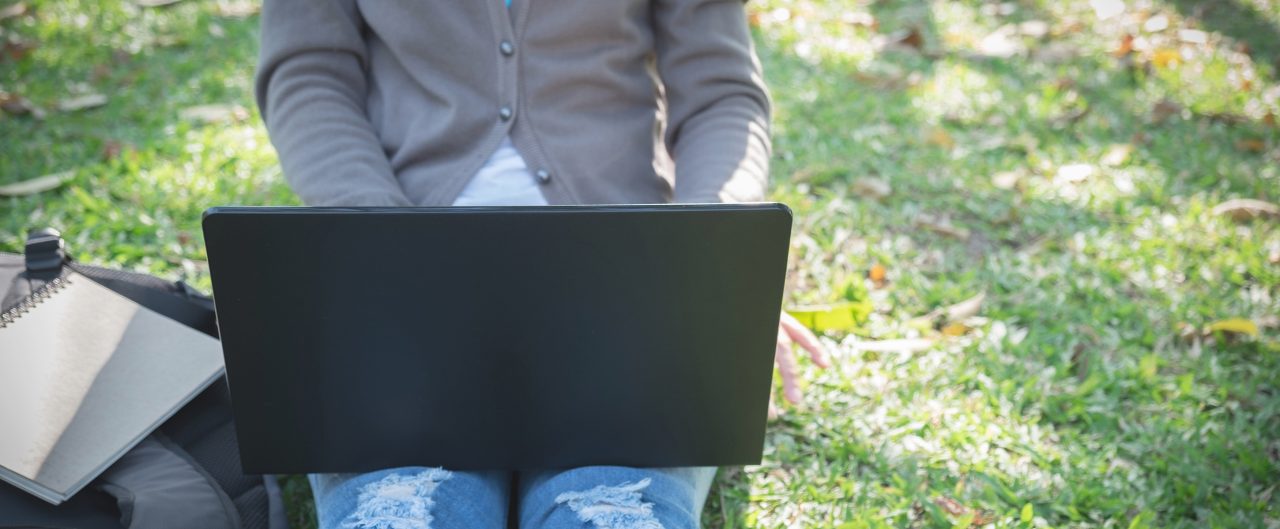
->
[0, 229, 289, 529]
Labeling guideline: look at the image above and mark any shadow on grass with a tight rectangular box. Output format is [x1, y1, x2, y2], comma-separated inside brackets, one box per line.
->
[1165, 0, 1280, 72]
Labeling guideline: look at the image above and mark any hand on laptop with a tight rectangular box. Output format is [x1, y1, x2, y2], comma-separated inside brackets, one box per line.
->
[770, 312, 831, 418]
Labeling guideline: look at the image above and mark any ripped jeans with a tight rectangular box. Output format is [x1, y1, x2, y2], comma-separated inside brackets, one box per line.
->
[309, 466, 717, 529]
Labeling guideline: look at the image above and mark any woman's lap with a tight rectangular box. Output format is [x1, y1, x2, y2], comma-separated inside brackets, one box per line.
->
[309, 466, 717, 529]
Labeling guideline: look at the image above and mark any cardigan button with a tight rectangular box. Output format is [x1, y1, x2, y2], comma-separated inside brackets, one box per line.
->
[499, 40, 515, 57]
[535, 169, 551, 183]
[499, 106, 513, 121]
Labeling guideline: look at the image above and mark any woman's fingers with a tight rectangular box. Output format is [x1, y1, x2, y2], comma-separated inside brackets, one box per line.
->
[780, 311, 831, 368]
[775, 337, 803, 405]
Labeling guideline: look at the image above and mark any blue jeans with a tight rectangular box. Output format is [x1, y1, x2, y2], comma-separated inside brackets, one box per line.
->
[309, 466, 718, 529]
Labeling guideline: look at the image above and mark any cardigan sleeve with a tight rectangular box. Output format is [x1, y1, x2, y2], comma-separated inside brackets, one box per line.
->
[254, 0, 413, 207]
[652, 0, 773, 203]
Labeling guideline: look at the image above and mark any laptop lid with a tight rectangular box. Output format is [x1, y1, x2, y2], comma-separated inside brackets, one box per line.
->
[202, 204, 791, 474]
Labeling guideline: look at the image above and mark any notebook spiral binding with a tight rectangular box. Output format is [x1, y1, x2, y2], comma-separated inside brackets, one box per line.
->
[0, 276, 70, 329]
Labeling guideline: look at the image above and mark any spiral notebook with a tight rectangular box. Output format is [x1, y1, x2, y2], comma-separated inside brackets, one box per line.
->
[0, 270, 224, 505]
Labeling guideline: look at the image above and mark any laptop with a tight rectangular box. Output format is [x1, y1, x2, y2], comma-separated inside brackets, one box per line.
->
[202, 204, 791, 474]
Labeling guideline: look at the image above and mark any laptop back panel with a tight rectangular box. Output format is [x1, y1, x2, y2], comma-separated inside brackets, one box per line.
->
[202, 204, 791, 473]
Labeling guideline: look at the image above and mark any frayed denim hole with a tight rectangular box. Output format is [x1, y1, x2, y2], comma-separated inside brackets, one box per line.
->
[553, 477, 664, 529]
[339, 468, 453, 529]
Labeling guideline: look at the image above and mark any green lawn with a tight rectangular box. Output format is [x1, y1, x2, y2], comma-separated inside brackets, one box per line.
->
[3, 0, 1278, 527]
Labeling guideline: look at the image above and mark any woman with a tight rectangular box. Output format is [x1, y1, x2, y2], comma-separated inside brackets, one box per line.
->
[254, 0, 828, 527]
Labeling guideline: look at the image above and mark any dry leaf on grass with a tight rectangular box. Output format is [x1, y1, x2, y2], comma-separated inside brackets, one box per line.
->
[875, 27, 927, 55]
[1112, 34, 1135, 57]
[180, 103, 248, 124]
[0, 170, 73, 196]
[869, 263, 888, 287]
[926, 127, 956, 150]
[2, 38, 34, 62]
[1212, 199, 1279, 221]
[1236, 139, 1266, 153]
[57, 93, 108, 112]
[851, 177, 891, 199]
[0, 92, 44, 119]
[1204, 318, 1259, 337]
[1151, 99, 1184, 124]
[915, 214, 971, 240]
[941, 322, 970, 336]
[944, 292, 986, 321]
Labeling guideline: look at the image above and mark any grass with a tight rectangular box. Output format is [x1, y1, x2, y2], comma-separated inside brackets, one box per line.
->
[2, 0, 1278, 527]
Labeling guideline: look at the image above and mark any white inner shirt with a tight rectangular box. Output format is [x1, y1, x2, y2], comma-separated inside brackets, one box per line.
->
[451, 137, 548, 206]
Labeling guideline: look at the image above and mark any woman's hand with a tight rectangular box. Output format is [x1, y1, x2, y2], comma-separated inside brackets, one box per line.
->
[770, 311, 831, 418]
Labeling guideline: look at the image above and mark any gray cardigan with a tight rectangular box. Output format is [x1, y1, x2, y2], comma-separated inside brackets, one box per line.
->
[254, 0, 772, 207]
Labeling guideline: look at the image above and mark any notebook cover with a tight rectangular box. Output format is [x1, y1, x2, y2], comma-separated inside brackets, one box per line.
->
[0, 271, 225, 505]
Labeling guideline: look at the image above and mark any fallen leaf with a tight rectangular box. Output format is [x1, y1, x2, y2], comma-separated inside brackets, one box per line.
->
[851, 177, 891, 199]
[101, 140, 125, 161]
[876, 27, 926, 54]
[1101, 143, 1133, 166]
[180, 103, 248, 124]
[0, 93, 45, 119]
[1151, 48, 1180, 69]
[1235, 139, 1266, 153]
[57, 93, 108, 112]
[915, 214, 970, 240]
[1211, 198, 1280, 221]
[786, 301, 872, 333]
[2, 38, 34, 61]
[853, 338, 936, 353]
[926, 127, 955, 150]
[935, 496, 968, 516]
[1151, 99, 1184, 124]
[869, 263, 887, 287]
[0, 2, 27, 21]
[1112, 34, 1135, 56]
[1204, 318, 1259, 337]
[941, 322, 970, 336]
[0, 170, 74, 196]
[944, 292, 986, 321]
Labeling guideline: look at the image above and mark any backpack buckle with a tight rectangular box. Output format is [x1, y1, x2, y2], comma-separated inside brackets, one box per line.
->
[25, 228, 67, 279]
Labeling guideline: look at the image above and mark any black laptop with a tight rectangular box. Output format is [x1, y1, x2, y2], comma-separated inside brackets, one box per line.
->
[202, 204, 791, 474]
